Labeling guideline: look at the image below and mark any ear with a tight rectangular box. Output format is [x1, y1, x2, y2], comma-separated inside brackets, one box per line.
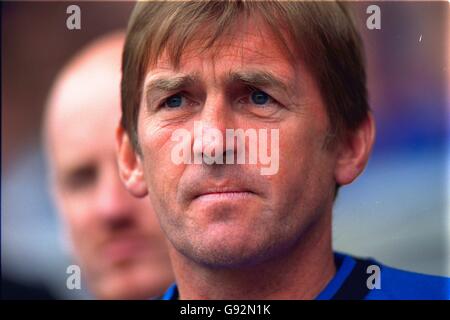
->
[116, 125, 148, 198]
[334, 113, 376, 186]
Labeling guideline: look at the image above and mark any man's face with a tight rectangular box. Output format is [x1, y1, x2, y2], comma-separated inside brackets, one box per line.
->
[135, 20, 339, 267]
[48, 60, 172, 299]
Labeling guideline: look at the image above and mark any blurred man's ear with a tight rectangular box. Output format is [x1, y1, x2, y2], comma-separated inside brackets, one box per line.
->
[334, 113, 376, 186]
[116, 125, 148, 198]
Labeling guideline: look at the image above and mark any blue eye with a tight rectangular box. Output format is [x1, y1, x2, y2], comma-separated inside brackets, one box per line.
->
[251, 91, 270, 105]
[165, 94, 183, 108]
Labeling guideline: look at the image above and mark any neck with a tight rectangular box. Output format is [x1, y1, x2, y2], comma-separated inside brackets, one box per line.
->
[169, 211, 335, 300]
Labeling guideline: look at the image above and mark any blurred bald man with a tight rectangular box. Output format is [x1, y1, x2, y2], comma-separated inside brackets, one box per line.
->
[43, 32, 173, 299]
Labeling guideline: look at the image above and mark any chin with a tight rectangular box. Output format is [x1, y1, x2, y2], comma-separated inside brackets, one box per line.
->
[190, 245, 274, 269]
[96, 264, 170, 299]
[176, 227, 279, 269]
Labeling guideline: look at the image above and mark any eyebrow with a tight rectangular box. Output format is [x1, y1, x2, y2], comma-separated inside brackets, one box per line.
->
[144, 74, 199, 97]
[144, 69, 294, 104]
[227, 70, 291, 94]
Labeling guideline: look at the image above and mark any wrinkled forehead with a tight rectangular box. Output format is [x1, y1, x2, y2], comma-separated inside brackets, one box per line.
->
[145, 10, 298, 74]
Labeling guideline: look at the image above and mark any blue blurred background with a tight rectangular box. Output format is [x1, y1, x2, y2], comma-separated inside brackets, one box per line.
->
[1, 1, 449, 298]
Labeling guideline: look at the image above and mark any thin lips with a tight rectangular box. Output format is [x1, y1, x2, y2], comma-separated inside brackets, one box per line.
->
[192, 185, 255, 199]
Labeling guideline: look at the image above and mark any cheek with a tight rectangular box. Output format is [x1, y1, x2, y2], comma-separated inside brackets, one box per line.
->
[59, 194, 97, 239]
[62, 199, 105, 269]
[273, 116, 333, 202]
[138, 116, 187, 205]
[277, 120, 319, 177]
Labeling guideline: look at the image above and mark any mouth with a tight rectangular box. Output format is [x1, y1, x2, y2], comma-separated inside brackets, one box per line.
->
[102, 236, 148, 264]
[192, 186, 256, 202]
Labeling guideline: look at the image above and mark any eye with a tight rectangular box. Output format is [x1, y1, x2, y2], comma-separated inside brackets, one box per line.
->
[250, 90, 270, 105]
[163, 94, 185, 108]
[236, 88, 284, 118]
[63, 165, 97, 192]
[238, 89, 277, 108]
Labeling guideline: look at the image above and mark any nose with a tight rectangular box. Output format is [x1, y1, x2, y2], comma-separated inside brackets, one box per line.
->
[94, 165, 135, 226]
[192, 94, 237, 164]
